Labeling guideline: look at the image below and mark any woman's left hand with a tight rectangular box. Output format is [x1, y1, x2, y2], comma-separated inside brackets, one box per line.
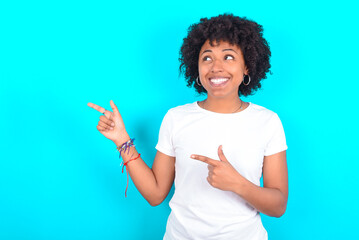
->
[191, 145, 243, 192]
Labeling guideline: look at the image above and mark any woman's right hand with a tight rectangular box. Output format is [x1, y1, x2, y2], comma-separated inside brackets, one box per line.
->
[88, 100, 130, 146]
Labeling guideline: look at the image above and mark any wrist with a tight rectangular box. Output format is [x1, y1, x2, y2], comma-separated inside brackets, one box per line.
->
[113, 132, 130, 147]
[232, 174, 247, 197]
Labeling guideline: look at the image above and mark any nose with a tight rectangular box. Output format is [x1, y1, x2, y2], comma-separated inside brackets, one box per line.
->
[211, 59, 223, 72]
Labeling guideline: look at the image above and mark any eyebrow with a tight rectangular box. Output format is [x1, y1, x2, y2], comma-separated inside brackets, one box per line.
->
[200, 48, 238, 56]
[223, 49, 238, 54]
[201, 50, 212, 56]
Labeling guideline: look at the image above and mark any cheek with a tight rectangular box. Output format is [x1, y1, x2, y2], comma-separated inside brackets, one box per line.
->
[231, 65, 245, 78]
[198, 64, 209, 74]
[198, 68, 211, 83]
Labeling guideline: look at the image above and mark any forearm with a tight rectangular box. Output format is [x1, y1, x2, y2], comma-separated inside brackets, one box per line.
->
[114, 137, 163, 205]
[90, 101, 172, 205]
[233, 175, 287, 217]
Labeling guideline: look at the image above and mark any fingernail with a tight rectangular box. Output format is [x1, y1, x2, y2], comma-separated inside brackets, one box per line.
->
[111, 122, 115, 127]
[110, 127, 114, 130]
[190, 155, 195, 158]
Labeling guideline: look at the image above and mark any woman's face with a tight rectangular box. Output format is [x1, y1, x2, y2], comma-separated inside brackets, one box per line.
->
[198, 40, 248, 100]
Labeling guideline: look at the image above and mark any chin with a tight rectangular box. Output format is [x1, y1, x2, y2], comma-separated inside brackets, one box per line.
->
[207, 89, 237, 97]
[208, 92, 233, 99]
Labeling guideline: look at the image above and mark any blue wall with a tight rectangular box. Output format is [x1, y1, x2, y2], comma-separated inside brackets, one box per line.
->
[1, 0, 358, 239]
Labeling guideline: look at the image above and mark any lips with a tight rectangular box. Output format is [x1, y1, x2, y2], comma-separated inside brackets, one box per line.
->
[209, 77, 229, 87]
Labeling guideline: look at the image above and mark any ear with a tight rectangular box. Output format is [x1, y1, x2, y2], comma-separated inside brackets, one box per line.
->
[244, 66, 249, 75]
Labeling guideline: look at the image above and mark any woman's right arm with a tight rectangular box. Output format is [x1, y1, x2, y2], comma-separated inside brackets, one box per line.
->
[120, 147, 175, 206]
[88, 100, 175, 206]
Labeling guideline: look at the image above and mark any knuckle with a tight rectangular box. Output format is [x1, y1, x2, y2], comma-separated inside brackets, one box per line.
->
[100, 115, 108, 121]
[100, 121, 110, 127]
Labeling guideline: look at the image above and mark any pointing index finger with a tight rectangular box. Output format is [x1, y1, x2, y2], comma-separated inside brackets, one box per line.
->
[88, 102, 106, 114]
[191, 154, 218, 166]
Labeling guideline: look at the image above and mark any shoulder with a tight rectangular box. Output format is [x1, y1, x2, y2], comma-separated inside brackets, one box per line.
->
[248, 103, 286, 136]
[249, 103, 278, 119]
[160, 102, 197, 121]
[160, 102, 201, 128]
[166, 102, 198, 116]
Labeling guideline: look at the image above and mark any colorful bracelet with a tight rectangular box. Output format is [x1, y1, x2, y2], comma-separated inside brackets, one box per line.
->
[123, 153, 141, 167]
[116, 138, 135, 157]
[121, 153, 141, 198]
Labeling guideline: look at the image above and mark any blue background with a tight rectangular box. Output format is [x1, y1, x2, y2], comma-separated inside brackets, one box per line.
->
[1, 0, 358, 239]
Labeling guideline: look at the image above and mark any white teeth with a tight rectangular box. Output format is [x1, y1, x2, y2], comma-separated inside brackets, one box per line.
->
[210, 78, 229, 84]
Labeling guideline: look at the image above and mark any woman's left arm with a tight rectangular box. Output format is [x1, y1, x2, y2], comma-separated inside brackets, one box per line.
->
[238, 150, 288, 217]
[191, 146, 288, 217]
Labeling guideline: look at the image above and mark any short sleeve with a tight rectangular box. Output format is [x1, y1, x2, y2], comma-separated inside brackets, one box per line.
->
[264, 113, 288, 156]
[155, 110, 175, 157]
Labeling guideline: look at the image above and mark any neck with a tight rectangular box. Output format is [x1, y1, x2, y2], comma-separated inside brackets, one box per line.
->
[202, 95, 244, 113]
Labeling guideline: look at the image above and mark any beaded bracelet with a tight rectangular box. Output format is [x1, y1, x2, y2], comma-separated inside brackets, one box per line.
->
[121, 153, 141, 197]
[116, 138, 135, 157]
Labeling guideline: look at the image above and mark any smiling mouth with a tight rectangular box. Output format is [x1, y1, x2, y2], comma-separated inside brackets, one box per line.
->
[209, 77, 229, 87]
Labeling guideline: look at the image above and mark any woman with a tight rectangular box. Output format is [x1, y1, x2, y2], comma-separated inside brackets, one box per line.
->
[88, 14, 288, 240]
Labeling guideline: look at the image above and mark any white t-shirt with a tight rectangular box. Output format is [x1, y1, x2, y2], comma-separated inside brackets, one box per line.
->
[156, 102, 287, 240]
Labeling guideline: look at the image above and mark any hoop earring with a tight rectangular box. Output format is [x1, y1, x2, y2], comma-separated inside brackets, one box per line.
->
[243, 75, 251, 86]
[196, 77, 201, 86]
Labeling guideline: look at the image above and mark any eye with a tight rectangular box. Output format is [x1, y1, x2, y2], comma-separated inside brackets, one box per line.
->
[202, 56, 212, 61]
[225, 55, 234, 60]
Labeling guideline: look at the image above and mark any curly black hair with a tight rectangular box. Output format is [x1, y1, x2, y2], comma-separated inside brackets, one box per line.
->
[179, 13, 271, 96]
